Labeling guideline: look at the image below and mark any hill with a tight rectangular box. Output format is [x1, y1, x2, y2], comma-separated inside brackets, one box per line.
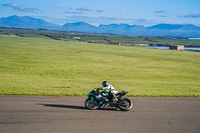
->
[1, 15, 200, 37]
[1, 27, 200, 46]
[63, 22, 98, 33]
[0, 15, 63, 30]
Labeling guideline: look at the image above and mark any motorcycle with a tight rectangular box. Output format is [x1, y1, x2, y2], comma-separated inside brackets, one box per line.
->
[84, 88, 133, 111]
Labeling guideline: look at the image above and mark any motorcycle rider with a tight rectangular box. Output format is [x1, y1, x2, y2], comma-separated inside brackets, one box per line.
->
[97, 81, 118, 103]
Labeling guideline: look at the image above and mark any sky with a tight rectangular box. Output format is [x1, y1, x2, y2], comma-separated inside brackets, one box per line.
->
[0, 0, 200, 27]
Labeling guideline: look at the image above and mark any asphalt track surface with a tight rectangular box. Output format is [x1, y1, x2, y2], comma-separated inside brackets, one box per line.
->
[0, 96, 199, 133]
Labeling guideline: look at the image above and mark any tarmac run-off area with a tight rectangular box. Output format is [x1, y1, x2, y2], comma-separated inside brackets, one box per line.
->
[0, 96, 199, 133]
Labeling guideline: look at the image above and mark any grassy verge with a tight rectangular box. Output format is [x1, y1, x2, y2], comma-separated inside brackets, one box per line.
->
[0, 36, 199, 96]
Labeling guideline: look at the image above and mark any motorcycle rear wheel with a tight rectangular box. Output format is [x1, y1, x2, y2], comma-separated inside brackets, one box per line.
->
[85, 98, 98, 109]
[118, 98, 133, 111]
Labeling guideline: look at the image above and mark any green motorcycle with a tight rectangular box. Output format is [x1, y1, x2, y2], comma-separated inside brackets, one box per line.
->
[85, 88, 133, 111]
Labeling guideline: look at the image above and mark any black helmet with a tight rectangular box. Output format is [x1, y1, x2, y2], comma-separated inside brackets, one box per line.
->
[102, 81, 109, 87]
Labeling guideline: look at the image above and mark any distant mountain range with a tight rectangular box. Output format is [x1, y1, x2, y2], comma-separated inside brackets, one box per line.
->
[1, 15, 200, 37]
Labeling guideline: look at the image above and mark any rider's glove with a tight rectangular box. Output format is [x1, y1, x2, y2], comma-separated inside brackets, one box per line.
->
[97, 88, 103, 90]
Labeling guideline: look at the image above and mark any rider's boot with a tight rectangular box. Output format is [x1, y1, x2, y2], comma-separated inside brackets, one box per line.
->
[111, 95, 118, 104]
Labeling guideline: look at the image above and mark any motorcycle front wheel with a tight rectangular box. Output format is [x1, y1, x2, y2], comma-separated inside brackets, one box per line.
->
[85, 98, 98, 110]
[118, 98, 133, 111]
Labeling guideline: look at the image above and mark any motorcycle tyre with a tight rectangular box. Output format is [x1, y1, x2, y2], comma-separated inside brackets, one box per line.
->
[85, 98, 98, 110]
[118, 98, 133, 111]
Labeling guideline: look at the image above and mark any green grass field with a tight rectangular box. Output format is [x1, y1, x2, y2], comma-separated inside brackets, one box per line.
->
[0, 36, 200, 96]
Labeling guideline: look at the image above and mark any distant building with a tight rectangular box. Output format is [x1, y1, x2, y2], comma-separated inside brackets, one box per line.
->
[73, 37, 80, 40]
[169, 45, 184, 50]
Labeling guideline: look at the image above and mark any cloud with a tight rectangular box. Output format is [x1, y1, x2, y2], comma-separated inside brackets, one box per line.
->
[154, 10, 167, 14]
[76, 7, 92, 12]
[64, 7, 93, 15]
[158, 15, 167, 17]
[154, 10, 168, 18]
[96, 10, 103, 13]
[63, 11, 84, 14]
[2, 3, 41, 13]
[179, 13, 200, 18]
[132, 18, 158, 26]
[35, 16, 68, 26]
